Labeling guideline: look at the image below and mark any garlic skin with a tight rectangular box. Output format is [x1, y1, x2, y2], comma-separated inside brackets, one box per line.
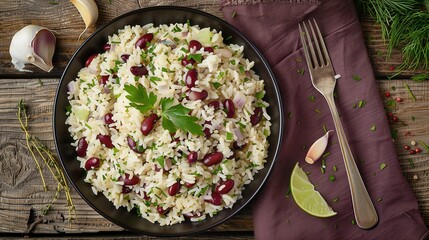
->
[71, 0, 99, 39]
[305, 131, 333, 164]
[9, 25, 56, 72]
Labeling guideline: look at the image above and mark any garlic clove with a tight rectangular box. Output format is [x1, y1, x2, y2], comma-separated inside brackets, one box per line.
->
[305, 130, 333, 164]
[9, 25, 56, 72]
[70, 0, 99, 40]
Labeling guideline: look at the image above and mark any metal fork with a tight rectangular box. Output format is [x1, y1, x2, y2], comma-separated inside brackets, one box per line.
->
[298, 19, 378, 229]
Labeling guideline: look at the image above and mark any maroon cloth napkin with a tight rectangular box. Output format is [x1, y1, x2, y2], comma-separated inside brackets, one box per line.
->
[220, 0, 429, 239]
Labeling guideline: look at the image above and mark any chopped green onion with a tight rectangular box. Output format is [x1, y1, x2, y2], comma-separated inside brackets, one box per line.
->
[333, 165, 338, 172]
[358, 100, 367, 108]
[329, 174, 335, 182]
[380, 162, 387, 170]
[352, 75, 361, 81]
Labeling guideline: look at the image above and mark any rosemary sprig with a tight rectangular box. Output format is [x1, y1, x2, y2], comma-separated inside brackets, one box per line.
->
[17, 99, 76, 222]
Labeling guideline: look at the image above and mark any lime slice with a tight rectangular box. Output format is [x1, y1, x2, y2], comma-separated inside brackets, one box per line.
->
[290, 162, 337, 218]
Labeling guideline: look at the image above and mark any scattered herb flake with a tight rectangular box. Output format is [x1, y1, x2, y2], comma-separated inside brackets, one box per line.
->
[370, 125, 377, 131]
[320, 167, 325, 174]
[352, 219, 356, 225]
[380, 162, 387, 170]
[172, 25, 182, 33]
[333, 165, 338, 172]
[187, 53, 202, 63]
[231, 11, 237, 18]
[297, 68, 305, 75]
[352, 103, 357, 109]
[322, 152, 331, 158]
[149, 76, 161, 85]
[404, 82, 416, 101]
[329, 174, 336, 182]
[162, 67, 175, 73]
[377, 198, 383, 202]
[308, 95, 316, 102]
[419, 141, 429, 153]
[333, 197, 339, 203]
[226, 132, 233, 141]
[315, 108, 321, 114]
[358, 100, 367, 108]
[211, 82, 222, 89]
[239, 65, 245, 73]
[230, 59, 236, 65]
[256, 91, 265, 99]
[352, 75, 361, 81]
[411, 116, 416, 121]
[322, 124, 327, 133]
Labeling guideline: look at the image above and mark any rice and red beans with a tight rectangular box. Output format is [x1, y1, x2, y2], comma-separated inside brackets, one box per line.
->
[66, 23, 271, 225]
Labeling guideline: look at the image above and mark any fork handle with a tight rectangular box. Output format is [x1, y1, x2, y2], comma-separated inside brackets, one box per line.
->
[325, 94, 378, 229]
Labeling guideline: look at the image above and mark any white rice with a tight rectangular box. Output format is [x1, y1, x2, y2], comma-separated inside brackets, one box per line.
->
[66, 23, 271, 225]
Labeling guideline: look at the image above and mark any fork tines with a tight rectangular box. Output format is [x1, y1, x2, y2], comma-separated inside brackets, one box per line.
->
[298, 19, 331, 69]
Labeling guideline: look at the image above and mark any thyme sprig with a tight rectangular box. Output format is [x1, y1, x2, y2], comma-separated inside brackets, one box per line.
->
[17, 100, 76, 222]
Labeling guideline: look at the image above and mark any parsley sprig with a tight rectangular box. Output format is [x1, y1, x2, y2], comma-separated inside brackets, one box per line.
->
[124, 84, 203, 135]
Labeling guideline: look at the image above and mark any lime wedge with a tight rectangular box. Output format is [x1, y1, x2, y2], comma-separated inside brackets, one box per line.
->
[290, 162, 337, 218]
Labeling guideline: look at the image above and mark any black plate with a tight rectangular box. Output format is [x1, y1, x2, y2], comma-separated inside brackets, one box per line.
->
[53, 6, 283, 236]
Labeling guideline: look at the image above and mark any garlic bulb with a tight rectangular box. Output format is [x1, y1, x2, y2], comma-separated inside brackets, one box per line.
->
[71, 0, 98, 40]
[9, 25, 56, 72]
[305, 131, 333, 164]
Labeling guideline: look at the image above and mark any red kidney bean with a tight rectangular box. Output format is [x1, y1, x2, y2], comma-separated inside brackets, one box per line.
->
[183, 211, 202, 219]
[141, 113, 159, 136]
[215, 179, 234, 194]
[204, 192, 223, 206]
[77, 137, 88, 157]
[135, 33, 154, 49]
[85, 53, 98, 67]
[119, 173, 140, 186]
[204, 47, 214, 53]
[185, 181, 196, 188]
[187, 151, 198, 164]
[233, 141, 247, 150]
[185, 69, 198, 88]
[103, 43, 111, 51]
[121, 54, 130, 63]
[223, 99, 235, 118]
[187, 90, 208, 101]
[104, 113, 115, 126]
[188, 40, 202, 52]
[250, 107, 263, 126]
[168, 182, 181, 196]
[127, 136, 143, 153]
[130, 65, 148, 76]
[208, 101, 220, 110]
[99, 75, 109, 85]
[157, 206, 169, 215]
[204, 128, 211, 138]
[84, 157, 100, 170]
[122, 185, 132, 194]
[181, 56, 196, 66]
[96, 134, 114, 148]
[203, 152, 223, 166]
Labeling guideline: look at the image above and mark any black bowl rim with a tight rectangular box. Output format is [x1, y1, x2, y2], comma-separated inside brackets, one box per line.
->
[53, 5, 284, 236]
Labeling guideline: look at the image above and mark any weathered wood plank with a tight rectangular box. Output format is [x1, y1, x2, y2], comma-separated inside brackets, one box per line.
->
[0, 1, 426, 78]
[0, 78, 428, 236]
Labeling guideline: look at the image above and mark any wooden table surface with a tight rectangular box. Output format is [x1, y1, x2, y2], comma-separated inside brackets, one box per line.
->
[0, 1, 428, 239]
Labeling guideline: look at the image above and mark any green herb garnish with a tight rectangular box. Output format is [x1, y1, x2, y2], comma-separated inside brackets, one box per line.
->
[308, 95, 316, 102]
[404, 82, 416, 101]
[187, 53, 202, 63]
[255, 91, 265, 99]
[370, 125, 376, 131]
[211, 82, 222, 89]
[226, 132, 233, 141]
[172, 25, 182, 33]
[329, 174, 336, 182]
[352, 75, 361, 81]
[358, 100, 367, 108]
[380, 162, 387, 170]
[149, 76, 161, 85]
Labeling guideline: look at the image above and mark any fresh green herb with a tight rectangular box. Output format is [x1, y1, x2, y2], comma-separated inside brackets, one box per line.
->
[155, 156, 164, 168]
[155, 187, 167, 197]
[187, 53, 202, 63]
[263, 128, 270, 136]
[149, 76, 161, 85]
[172, 25, 182, 33]
[124, 84, 157, 114]
[230, 59, 236, 65]
[84, 123, 92, 130]
[333, 165, 338, 172]
[352, 74, 361, 81]
[255, 102, 268, 108]
[160, 97, 203, 135]
[237, 121, 246, 129]
[404, 82, 416, 101]
[411, 73, 429, 82]
[308, 95, 316, 102]
[239, 65, 245, 73]
[322, 124, 327, 133]
[329, 174, 336, 182]
[320, 167, 325, 174]
[255, 91, 265, 99]
[231, 11, 237, 18]
[217, 71, 225, 80]
[370, 125, 377, 131]
[358, 100, 367, 108]
[226, 132, 233, 141]
[321, 159, 326, 169]
[297, 68, 305, 75]
[246, 151, 252, 159]
[333, 197, 339, 203]
[380, 162, 387, 170]
[65, 105, 72, 114]
[315, 108, 321, 114]
[186, 19, 191, 27]
[196, 186, 209, 197]
[322, 152, 331, 158]
[180, 47, 189, 53]
[419, 141, 429, 153]
[162, 67, 175, 73]
[352, 103, 357, 109]
[211, 82, 222, 89]
[351, 219, 356, 225]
